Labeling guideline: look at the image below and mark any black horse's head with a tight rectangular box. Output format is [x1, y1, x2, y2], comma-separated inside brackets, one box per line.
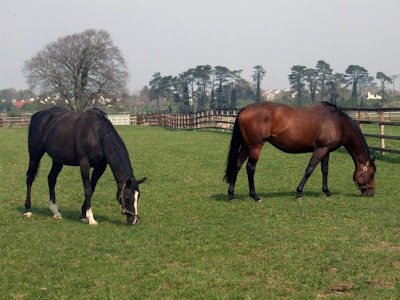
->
[118, 177, 147, 225]
[353, 157, 376, 197]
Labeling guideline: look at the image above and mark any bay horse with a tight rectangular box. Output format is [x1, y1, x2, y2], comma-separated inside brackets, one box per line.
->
[24, 107, 147, 226]
[224, 102, 376, 202]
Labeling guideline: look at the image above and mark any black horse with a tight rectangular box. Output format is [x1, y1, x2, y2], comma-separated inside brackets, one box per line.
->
[24, 107, 146, 226]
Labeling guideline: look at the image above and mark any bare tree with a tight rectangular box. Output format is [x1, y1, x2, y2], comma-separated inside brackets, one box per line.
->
[24, 29, 129, 112]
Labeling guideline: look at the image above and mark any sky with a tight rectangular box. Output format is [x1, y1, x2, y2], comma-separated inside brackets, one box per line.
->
[1, 0, 400, 94]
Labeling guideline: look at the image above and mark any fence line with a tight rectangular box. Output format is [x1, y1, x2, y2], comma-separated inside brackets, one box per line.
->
[1, 108, 399, 154]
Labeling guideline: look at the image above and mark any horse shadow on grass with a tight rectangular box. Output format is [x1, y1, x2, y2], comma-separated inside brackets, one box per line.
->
[213, 190, 356, 202]
[16, 206, 125, 226]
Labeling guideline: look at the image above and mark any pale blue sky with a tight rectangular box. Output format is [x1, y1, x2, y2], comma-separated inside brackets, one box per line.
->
[1, 0, 399, 93]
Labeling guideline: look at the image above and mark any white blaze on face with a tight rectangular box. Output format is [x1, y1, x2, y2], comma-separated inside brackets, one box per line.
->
[133, 191, 139, 224]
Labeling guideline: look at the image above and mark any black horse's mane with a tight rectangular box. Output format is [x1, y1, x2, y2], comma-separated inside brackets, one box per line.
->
[88, 108, 133, 179]
[321, 102, 371, 159]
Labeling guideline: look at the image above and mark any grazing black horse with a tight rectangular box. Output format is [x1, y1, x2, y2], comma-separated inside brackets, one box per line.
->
[225, 102, 376, 201]
[24, 107, 146, 226]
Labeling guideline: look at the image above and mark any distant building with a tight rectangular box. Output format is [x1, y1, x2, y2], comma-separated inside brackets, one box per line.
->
[12, 99, 34, 110]
[262, 89, 291, 101]
[366, 92, 382, 100]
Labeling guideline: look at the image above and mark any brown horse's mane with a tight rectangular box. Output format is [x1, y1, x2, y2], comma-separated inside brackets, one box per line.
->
[321, 102, 372, 160]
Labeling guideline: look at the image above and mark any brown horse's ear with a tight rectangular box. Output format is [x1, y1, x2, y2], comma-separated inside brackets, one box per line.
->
[137, 177, 147, 184]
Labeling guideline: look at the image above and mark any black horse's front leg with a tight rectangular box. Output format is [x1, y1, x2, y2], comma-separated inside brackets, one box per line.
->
[79, 158, 97, 226]
[80, 163, 107, 221]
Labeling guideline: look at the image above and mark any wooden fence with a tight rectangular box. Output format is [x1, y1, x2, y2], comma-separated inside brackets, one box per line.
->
[343, 108, 400, 154]
[1, 108, 399, 154]
[0, 117, 30, 127]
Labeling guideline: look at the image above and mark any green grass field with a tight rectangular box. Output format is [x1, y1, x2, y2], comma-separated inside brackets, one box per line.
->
[1, 126, 400, 299]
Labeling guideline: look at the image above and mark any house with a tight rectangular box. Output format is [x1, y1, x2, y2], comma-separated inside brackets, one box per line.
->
[366, 92, 382, 100]
[262, 89, 291, 101]
[12, 99, 34, 110]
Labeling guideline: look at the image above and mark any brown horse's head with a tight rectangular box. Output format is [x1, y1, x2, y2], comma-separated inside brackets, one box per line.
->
[353, 157, 376, 197]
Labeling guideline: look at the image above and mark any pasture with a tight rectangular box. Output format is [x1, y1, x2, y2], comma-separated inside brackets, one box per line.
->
[1, 125, 400, 299]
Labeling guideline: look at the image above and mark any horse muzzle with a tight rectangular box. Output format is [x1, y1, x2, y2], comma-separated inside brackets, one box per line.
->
[127, 216, 137, 226]
[361, 187, 374, 197]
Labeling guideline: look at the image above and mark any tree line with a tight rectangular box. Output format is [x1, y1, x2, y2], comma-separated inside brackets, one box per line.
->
[146, 65, 266, 113]
[289, 60, 397, 108]
[2, 28, 398, 114]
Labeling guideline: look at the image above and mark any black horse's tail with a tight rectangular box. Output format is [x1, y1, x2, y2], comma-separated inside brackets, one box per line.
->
[224, 112, 244, 184]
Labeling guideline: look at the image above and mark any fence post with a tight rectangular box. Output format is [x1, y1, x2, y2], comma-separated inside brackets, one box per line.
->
[379, 110, 385, 155]
[358, 110, 363, 130]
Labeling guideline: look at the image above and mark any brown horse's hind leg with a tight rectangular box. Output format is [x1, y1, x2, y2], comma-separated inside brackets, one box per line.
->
[296, 148, 329, 200]
[246, 146, 263, 202]
[321, 153, 333, 198]
[228, 146, 249, 201]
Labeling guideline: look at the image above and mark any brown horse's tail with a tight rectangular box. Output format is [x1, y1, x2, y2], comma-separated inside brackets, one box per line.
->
[224, 113, 243, 184]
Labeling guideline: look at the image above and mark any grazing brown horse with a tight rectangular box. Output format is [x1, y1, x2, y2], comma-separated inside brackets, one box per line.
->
[224, 102, 376, 201]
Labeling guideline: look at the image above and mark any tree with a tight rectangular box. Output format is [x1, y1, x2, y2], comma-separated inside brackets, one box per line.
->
[326, 73, 347, 105]
[149, 73, 172, 111]
[24, 29, 128, 112]
[194, 65, 212, 110]
[138, 86, 150, 104]
[390, 74, 400, 95]
[229, 70, 242, 108]
[316, 60, 332, 101]
[213, 66, 231, 108]
[305, 68, 318, 103]
[288, 65, 306, 105]
[345, 65, 368, 99]
[252, 65, 266, 102]
[376, 71, 393, 107]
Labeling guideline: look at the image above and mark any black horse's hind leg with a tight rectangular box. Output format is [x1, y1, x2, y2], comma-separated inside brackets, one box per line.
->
[296, 148, 329, 200]
[228, 147, 249, 201]
[79, 157, 97, 226]
[25, 151, 45, 216]
[321, 153, 333, 198]
[48, 160, 63, 219]
[80, 163, 106, 221]
[246, 147, 262, 202]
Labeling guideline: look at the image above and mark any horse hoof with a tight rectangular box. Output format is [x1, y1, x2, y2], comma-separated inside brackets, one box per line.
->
[255, 199, 262, 204]
[296, 197, 302, 201]
[24, 212, 32, 218]
[328, 194, 335, 198]
[80, 217, 88, 222]
[53, 214, 62, 220]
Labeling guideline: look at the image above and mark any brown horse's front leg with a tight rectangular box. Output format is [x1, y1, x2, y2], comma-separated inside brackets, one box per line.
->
[296, 148, 328, 200]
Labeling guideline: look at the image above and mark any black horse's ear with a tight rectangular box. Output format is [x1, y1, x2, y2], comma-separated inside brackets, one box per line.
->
[137, 177, 147, 184]
[370, 156, 376, 163]
[125, 178, 134, 188]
